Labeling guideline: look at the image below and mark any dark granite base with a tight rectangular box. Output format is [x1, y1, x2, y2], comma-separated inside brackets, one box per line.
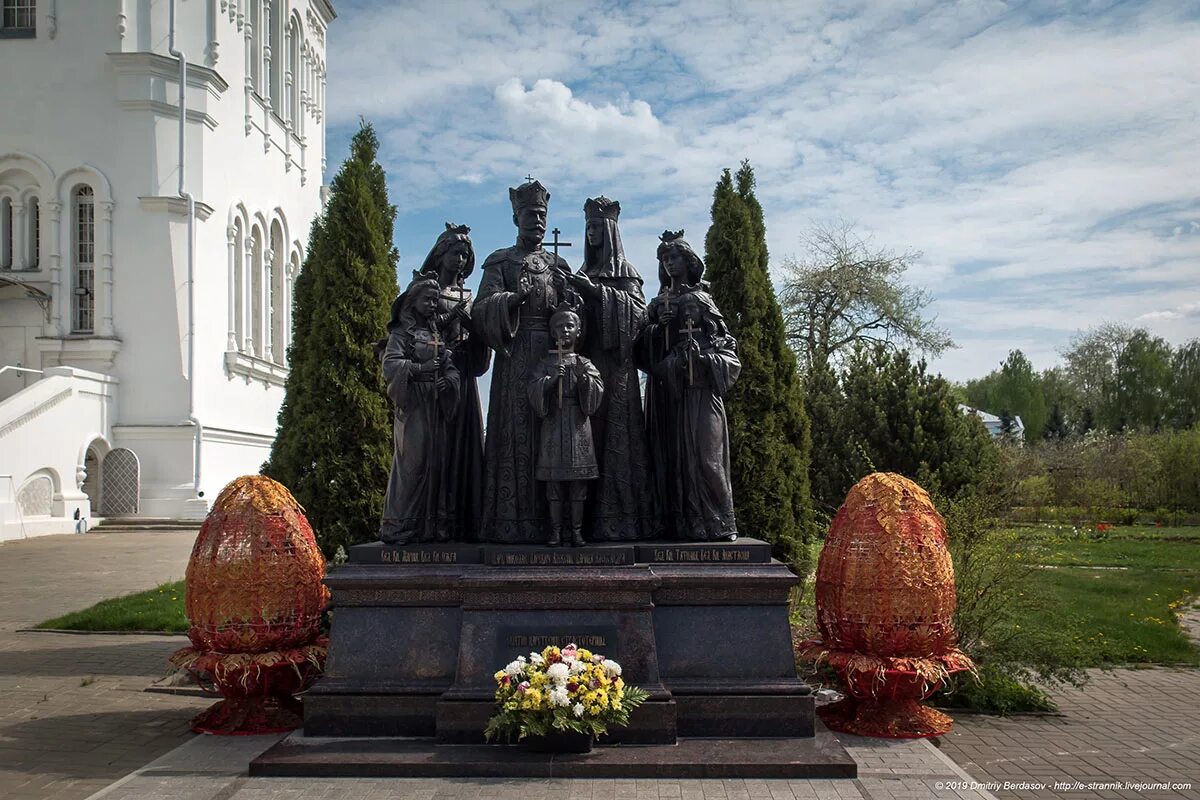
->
[310, 546, 813, 746]
[250, 725, 856, 779]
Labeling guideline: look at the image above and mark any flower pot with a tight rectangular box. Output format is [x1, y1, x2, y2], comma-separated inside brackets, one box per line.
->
[525, 730, 593, 753]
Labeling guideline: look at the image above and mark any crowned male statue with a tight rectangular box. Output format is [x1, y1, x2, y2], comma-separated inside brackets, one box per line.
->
[473, 180, 574, 543]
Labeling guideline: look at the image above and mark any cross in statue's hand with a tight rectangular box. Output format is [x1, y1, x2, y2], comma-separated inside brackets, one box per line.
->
[681, 318, 699, 386]
[430, 329, 443, 400]
[549, 227, 572, 261]
[552, 337, 572, 409]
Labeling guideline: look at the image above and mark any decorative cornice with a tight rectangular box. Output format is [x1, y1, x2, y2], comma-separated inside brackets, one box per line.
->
[224, 350, 289, 387]
[313, 0, 337, 22]
[138, 196, 215, 220]
[107, 52, 230, 95]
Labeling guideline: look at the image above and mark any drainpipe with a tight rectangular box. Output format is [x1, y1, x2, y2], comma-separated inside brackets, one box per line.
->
[169, 0, 202, 501]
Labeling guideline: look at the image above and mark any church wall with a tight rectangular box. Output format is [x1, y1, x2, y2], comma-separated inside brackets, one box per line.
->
[0, 1, 332, 523]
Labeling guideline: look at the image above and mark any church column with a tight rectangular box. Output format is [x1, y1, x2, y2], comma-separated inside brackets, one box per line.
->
[98, 201, 114, 337]
[262, 247, 275, 363]
[226, 225, 239, 351]
[243, 16, 253, 135]
[46, 201, 63, 335]
[283, 263, 293, 366]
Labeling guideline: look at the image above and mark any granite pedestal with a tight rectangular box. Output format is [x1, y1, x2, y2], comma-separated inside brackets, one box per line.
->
[291, 538, 844, 777]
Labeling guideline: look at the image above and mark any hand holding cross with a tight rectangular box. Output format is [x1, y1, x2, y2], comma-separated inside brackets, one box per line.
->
[552, 337, 571, 409]
[681, 317, 700, 386]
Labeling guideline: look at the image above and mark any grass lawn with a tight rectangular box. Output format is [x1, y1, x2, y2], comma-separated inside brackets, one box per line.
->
[35, 580, 187, 633]
[1019, 525, 1200, 665]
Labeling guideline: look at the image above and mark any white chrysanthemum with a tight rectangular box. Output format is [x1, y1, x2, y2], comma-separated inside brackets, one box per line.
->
[504, 660, 524, 677]
[549, 687, 570, 707]
[603, 660, 622, 678]
[573, 702, 585, 717]
[529, 653, 545, 666]
[568, 659, 587, 675]
[546, 662, 570, 683]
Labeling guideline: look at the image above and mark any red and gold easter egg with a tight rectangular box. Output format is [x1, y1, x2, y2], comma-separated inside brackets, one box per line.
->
[185, 475, 328, 653]
[815, 472, 958, 658]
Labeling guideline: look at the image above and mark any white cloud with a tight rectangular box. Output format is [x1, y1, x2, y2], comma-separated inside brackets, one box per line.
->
[324, 0, 1200, 380]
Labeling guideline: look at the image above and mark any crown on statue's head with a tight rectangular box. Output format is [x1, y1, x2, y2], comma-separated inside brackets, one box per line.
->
[510, 179, 550, 212]
[660, 229, 686, 244]
[584, 196, 621, 221]
[444, 222, 471, 236]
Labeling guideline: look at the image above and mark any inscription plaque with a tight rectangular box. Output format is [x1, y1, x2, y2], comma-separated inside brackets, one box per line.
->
[348, 542, 483, 565]
[498, 626, 620, 661]
[484, 546, 635, 567]
[635, 540, 770, 564]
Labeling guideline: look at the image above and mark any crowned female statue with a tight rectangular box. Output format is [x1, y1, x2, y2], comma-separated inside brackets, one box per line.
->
[415, 223, 490, 539]
[472, 180, 573, 543]
[634, 231, 741, 541]
[567, 197, 660, 540]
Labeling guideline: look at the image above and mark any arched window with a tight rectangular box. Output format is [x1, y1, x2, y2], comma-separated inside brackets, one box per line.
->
[72, 185, 95, 333]
[232, 219, 244, 348]
[287, 16, 300, 125]
[250, 229, 262, 356]
[268, 0, 283, 116]
[26, 195, 38, 268]
[268, 222, 284, 362]
[0, 197, 11, 270]
[249, 0, 261, 91]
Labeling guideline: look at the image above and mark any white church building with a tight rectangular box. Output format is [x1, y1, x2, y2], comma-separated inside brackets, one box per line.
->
[0, 0, 334, 540]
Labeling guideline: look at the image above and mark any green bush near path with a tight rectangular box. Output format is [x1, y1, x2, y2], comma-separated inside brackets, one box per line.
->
[35, 580, 187, 633]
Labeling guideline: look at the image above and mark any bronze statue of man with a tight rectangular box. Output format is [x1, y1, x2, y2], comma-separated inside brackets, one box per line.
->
[472, 180, 573, 543]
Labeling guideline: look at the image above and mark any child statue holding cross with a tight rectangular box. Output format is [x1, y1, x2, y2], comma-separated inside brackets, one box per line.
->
[527, 307, 604, 547]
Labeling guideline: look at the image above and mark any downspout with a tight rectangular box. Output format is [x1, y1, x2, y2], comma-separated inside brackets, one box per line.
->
[169, 0, 202, 501]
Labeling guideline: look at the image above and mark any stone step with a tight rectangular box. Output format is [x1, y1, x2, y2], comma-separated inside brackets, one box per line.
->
[93, 518, 202, 532]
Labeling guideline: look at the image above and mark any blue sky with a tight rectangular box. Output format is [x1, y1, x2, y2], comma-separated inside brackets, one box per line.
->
[322, 0, 1200, 382]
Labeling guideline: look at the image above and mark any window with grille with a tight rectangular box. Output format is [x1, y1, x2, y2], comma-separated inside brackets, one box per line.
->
[73, 185, 95, 333]
[1, 0, 36, 35]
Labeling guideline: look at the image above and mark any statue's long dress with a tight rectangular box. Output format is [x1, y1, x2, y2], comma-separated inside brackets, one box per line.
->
[636, 296, 741, 541]
[473, 245, 570, 543]
[438, 287, 490, 539]
[379, 328, 462, 543]
[579, 272, 661, 540]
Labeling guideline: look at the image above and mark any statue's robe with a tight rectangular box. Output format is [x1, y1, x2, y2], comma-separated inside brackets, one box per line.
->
[578, 267, 660, 540]
[473, 244, 570, 542]
[527, 352, 604, 482]
[437, 286, 490, 539]
[379, 326, 462, 543]
[635, 292, 741, 541]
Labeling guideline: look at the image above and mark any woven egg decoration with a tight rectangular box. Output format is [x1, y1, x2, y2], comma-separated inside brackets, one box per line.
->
[185, 475, 328, 653]
[815, 472, 958, 658]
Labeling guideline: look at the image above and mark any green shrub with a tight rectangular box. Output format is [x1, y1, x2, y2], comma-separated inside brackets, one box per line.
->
[939, 664, 1056, 715]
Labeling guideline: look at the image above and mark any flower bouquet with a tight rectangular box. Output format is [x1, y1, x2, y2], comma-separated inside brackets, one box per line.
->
[484, 643, 649, 752]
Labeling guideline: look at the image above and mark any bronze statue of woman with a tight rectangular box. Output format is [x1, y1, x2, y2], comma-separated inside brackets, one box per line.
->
[567, 197, 660, 540]
[634, 231, 740, 541]
[416, 224, 490, 539]
[379, 275, 462, 543]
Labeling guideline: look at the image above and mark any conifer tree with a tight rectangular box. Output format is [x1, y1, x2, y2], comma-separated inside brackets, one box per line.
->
[704, 161, 815, 575]
[264, 123, 399, 557]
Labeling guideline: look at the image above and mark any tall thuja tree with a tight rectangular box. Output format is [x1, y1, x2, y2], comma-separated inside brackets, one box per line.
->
[704, 161, 815, 574]
[265, 123, 399, 557]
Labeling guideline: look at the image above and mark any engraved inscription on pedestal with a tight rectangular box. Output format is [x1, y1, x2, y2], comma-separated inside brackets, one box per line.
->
[484, 546, 635, 567]
[348, 542, 484, 565]
[635, 539, 770, 564]
[499, 626, 619, 661]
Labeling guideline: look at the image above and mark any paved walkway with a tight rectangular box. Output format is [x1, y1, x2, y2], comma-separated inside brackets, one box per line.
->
[0, 530, 209, 800]
[939, 668, 1199, 799]
[1, 530, 1197, 800]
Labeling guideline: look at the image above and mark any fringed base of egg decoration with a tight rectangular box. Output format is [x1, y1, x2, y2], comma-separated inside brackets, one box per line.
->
[170, 639, 328, 735]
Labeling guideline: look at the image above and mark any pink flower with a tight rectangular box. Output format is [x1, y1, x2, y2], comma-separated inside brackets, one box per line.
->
[595, 655, 605, 663]
[517, 682, 529, 694]
[563, 644, 578, 658]
[502, 675, 511, 685]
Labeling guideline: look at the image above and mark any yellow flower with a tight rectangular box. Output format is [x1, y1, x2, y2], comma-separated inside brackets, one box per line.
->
[578, 649, 593, 660]
[494, 670, 506, 682]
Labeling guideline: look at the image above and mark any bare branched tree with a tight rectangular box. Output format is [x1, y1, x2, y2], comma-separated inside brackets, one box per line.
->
[779, 221, 954, 373]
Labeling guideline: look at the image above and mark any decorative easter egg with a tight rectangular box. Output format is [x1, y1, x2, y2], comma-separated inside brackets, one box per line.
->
[185, 475, 328, 653]
[814, 472, 957, 658]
